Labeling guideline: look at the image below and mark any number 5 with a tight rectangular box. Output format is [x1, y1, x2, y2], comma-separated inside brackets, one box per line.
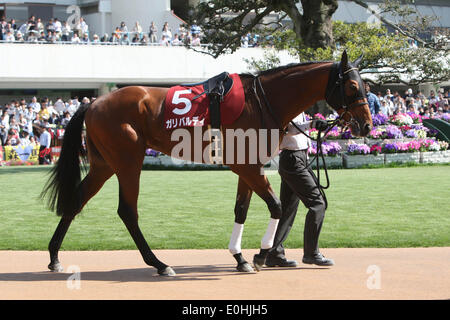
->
[172, 89, 192, 115]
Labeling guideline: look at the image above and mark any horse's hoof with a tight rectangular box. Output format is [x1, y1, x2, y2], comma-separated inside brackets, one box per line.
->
[252, 254, 265, 272]
[48, 262, 64, 273]
[158, 266, 176, 277]
[236, 262, 254, 273]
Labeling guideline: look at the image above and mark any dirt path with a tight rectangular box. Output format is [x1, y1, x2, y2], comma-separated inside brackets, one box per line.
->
[0, 248, 448, 300]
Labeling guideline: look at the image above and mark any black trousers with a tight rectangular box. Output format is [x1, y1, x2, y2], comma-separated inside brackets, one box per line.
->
[39, 146, 51, 165]
[268, 149, 326, 258]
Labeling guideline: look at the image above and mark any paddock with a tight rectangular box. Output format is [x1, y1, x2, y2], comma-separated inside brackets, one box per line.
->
[0, 248, 448, 300]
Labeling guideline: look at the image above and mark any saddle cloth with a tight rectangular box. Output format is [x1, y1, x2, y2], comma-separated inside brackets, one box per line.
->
[164, 73, 245, 130]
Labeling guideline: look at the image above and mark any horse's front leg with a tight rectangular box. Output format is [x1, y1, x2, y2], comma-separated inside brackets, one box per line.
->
[230, 177, 254, 272]
[233, 167, 282, 272]
[252, 194, 281, 271]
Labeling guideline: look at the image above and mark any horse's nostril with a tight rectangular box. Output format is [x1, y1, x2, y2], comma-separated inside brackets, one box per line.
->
[364, 123, 372, 133]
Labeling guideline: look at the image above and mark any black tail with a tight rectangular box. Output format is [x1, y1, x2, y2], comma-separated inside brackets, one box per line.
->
[41, 103, 90, 216]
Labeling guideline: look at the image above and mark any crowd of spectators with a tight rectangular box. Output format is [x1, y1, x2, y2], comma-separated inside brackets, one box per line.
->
[0, 96, 92, 149]
[365, 84, 449, 117]
[0, 15, 207, 47]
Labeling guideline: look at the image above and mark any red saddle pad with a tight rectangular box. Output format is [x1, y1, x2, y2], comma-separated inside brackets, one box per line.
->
[164, 73, 245, 129]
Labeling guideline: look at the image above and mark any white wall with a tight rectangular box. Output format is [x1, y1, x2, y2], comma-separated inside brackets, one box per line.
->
[335, 0, 450, 28]
[0, 44, 298, 90]
[110, 0, 182, 38]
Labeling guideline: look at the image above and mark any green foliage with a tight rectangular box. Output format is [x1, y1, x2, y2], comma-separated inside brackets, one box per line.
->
[249, 20, 450, 85]
[243, 49, 281, 73]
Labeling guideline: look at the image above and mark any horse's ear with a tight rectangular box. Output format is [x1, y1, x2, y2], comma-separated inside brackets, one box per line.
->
[353, 54, 363, 68]
[341, 50, 349, 69]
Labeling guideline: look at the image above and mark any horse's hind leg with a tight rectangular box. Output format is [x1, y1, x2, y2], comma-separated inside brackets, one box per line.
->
[229, 177, 254, 272]
[116, 167, 175, 276]
[48, 163, 113, 272]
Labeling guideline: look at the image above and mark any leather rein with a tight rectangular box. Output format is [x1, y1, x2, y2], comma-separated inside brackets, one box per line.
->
[251, 62, 369, 209]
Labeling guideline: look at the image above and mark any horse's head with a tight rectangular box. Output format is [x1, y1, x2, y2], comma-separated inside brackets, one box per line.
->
[325, 50, 373, 137]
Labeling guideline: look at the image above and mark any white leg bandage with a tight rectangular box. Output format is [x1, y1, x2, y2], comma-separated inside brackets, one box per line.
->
[228, 223, 244, 255]
[261, 218, 279, 249]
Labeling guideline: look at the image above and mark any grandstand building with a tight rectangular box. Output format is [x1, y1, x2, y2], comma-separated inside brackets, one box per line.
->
[0, 0, 448, 104]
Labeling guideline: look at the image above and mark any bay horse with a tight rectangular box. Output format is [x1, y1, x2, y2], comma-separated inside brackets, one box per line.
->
[41, 50, 372, 276]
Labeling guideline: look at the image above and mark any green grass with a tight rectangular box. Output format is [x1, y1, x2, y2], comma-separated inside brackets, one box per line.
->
[0, 165, 449, 250]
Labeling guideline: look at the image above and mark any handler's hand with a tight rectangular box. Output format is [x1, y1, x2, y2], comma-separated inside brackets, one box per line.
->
[311, 119, 329, 131]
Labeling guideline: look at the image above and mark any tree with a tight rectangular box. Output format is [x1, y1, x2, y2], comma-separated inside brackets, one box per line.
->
[187, 0, 338, 58]
[187, 0, 449, 113]
[257, 21, 450, 86]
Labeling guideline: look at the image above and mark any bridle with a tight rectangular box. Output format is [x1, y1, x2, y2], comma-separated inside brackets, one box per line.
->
[325, 62, 369, 134]
[251, 61, 369, 209]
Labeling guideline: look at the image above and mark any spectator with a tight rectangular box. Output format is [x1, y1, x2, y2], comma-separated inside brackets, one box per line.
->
[36, 18, 44, 34]
[61, 22, 71, 42]
[5, 31, 15, 42]
[53, 18, 62, 37]
[384, 89, 394, 102]
[6, 128, 20, 146]
[9, 117, 20, 133]
[48, 111, 60, 125]
[28, 15, 36, 32]
[161, 22, 172, 43]
[101, 33, 109, 43]
[177, 24, 187, 38]
[38, 103, 50, 121]
[140, 34, 149, 45]
[160, 35, 169, 46]
[19, 130, 31, 147]
[191, 33, 201, 46]
[81, 33, 90, 44]
[133, 21, 142, 35]
[61, 111, 71, 127]
[132, 33, 140, 44]
[66, 100, 78, 116]
[15, 31, 24, 42]
[428, 90, 439, 107]
[80, 17, 89, 37]
[0, 113, 9, 145]
[38, 31, 46, 42]
[71, 32, 81, 44]
[72, 96, 80, 108]
[365, 83, 381, 115]
[190, 20, 201, 36]
[149, 21, 158, 43]
[46, 18, 55, 35]
[47, 30, 57, 43]
[120, 34, 130, 45]
[172, 33, 181, 46]
[29, 97, 41, 113]
[24, 106, 35, 135]
[393, 91, 406, 114]
[110, 31, 120, 44]
[38, 122, 52, 164]
[0, 18, 6, 41]
[53, 97, 66, 115]
[92, 34, 100, 44]
[17, 113, 27, 133]
[9, 19, 17, 31]
[120, 21, 128, 34]
[28, 30, 38, 43]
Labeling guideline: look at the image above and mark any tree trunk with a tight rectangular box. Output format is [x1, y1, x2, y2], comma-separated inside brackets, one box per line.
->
[299, 0, 338, 49]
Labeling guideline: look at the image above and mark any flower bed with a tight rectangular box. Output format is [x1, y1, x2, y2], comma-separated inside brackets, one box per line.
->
[139, 114, 450, 169]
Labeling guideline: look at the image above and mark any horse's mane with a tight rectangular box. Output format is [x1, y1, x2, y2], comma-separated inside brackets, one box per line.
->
[240, 61, 333, 78]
